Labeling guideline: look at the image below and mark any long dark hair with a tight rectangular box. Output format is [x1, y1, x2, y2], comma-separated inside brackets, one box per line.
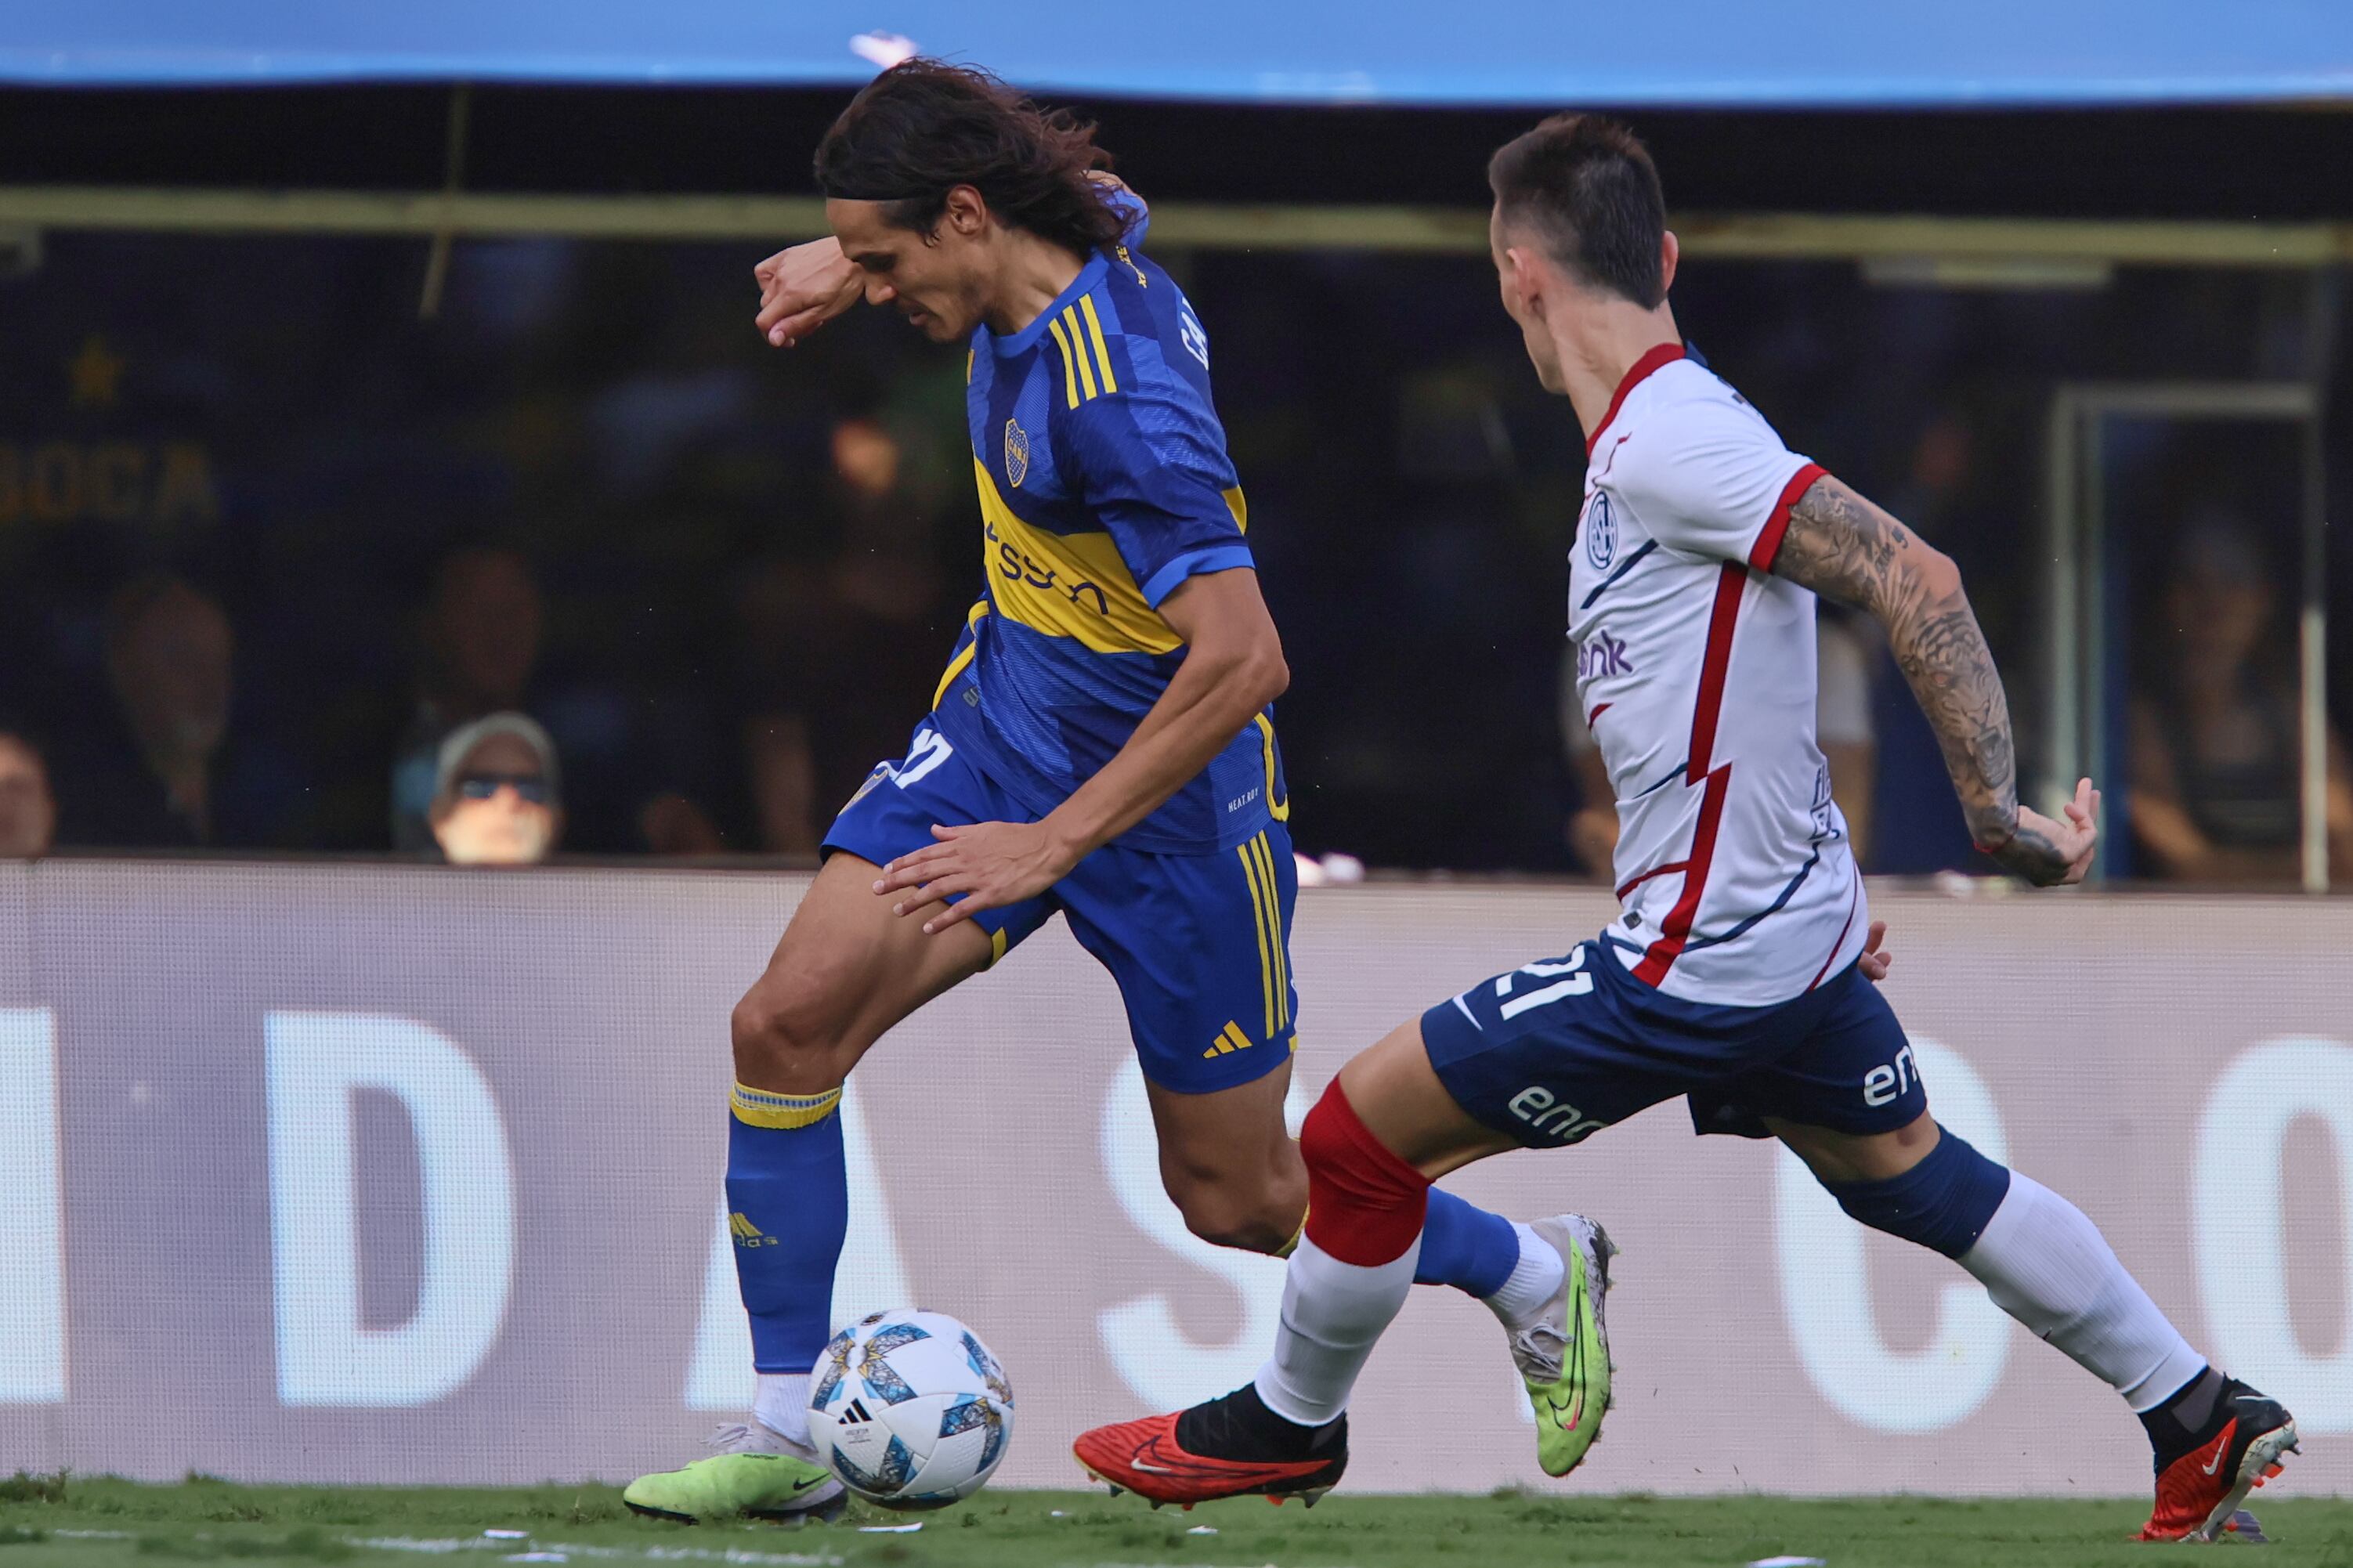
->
[815, 60, 1126, 257]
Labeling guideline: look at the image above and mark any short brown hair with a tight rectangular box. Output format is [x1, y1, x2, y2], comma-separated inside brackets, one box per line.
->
[1487, 114, 1668, 309]
[815, 60, 1126, 258]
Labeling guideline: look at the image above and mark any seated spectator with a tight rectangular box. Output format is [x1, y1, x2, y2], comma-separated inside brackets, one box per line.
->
[56, 576, 241, 848]
[2129, 524, 2353, 883]
[428, 713, 563, 866]
[393, 547, 545, 851]
[0, 732, 57, 858]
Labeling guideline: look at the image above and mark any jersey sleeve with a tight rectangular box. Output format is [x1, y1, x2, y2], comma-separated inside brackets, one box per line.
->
[1060, 384, 1252, 609]
[1613, 395, 1826, 571]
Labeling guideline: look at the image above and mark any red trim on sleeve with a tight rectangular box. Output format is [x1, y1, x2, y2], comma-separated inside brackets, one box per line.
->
[1585, 341, 1686, 457]
[1585, 701, 1612, 728]
[1632, 766, 1730, 987]
[1748, 461, 1829, 572]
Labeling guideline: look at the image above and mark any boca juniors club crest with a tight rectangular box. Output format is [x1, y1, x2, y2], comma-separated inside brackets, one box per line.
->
[1003, 417, 1030, 489]
[1585, 490, 1617, 571]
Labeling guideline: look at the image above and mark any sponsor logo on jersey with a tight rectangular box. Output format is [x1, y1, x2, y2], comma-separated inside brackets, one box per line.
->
[1585, 490, 1617, 570]
[1577, 630, 1635, 680]
[1003, 417, 1030, 488]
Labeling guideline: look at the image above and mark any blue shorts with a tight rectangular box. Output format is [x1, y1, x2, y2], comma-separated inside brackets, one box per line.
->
[1421, 934, 1925, 1147]
[825, 720, 1298, 1096]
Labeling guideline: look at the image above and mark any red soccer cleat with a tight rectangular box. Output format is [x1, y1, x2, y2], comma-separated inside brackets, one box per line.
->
[2136, 1378, 2299, 1542]
[1074, 1384, 1347, 1509]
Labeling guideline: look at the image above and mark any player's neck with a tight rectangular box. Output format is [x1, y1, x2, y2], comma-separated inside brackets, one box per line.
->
[982, 229, 1089, 337]
[1557, 303, 1681, 439]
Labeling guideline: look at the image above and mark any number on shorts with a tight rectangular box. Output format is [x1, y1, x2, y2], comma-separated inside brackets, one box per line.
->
[1495, 945, 1594, 1021]
[894, 727, 956, 789]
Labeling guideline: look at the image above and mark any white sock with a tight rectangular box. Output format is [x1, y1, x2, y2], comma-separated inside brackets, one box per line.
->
[1957, 1172, 2207, 1412]
[1252, 1230, 1422, 1427]
[754, 1371, 812, 1447]
[1483, 1222, 1566, 1326]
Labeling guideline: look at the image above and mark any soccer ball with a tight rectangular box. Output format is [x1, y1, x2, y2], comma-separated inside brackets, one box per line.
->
[807, 1309, 1014, 1511]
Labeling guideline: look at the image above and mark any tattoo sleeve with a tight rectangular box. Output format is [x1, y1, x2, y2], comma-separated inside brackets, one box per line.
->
[1771, 475, 2073, 883]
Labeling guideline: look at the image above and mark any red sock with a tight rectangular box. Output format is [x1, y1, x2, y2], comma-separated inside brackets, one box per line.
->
[1299, 1079, 1430, 1267]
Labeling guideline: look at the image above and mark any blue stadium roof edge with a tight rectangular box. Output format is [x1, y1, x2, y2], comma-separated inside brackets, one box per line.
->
[3, 0, 2349, 105]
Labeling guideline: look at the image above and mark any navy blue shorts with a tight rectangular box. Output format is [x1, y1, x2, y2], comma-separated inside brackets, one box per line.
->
[825, 719, 1298, 1096]
[1421, 934, 1926, 1147]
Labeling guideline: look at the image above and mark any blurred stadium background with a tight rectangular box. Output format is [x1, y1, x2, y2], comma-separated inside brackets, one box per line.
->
[3, 0, 2352, 1519]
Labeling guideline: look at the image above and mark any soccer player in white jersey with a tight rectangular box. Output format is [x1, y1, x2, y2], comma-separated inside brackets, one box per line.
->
[1076, 113, 2298, 1542]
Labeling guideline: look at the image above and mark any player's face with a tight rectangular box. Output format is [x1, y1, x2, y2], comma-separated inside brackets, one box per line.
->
[1491, 206, 1567, 394]
[828, 197, 988, 342]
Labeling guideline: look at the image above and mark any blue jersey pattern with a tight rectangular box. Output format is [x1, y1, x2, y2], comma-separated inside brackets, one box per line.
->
[928, 216, 1285, 853]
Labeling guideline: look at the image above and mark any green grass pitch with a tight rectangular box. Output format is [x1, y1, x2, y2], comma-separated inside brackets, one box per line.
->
[3, 1475, 2349, 1567]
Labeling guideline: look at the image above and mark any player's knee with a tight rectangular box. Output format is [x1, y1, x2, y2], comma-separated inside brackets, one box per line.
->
[1296, 1079, 1430, 1263]
[729, 977, 852, 1093]
[1166, 1169, 1299, 1254]
[1820, 1122, 2011, 1258]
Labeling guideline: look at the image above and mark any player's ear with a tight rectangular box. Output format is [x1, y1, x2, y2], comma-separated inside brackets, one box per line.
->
[942, 185, 989, 239]
[1504, 245, 1548, 321]
[1657, 229, 1679, 297]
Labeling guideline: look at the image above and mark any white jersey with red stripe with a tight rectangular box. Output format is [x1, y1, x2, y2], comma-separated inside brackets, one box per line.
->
[1570, 343, 1867, 1006]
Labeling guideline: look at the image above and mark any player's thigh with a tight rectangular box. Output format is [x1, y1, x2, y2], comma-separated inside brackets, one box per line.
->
[735, 720, 1051, 1090]
[1768, 1111, 1939, 1184]
[1143, 1059, 1305, 1247]
[734, 850, 997, 1089]
[1711, 963, 1936, 1183]
[1411, 936, 1693, 1168]
[1058, 826, 1301, 1231]
[1336, 1019, 1520, 1180]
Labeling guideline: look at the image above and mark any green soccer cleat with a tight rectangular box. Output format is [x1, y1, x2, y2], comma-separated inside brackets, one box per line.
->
[624, 1422, 846, 1524]
[1507, 1213, 1617, 1478]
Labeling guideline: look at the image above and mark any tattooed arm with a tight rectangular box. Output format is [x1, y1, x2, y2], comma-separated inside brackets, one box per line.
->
[1771, 474, 2098, 886]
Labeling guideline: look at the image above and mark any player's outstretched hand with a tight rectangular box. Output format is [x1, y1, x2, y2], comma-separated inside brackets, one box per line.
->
[754, 237, 863, 348]
[1986, 777, 2100, 887]
[873, 821, 1076, 935]
[1856, 920, 1892, 982]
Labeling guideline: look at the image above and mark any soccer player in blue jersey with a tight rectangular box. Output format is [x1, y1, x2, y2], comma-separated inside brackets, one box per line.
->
[622, 61, 1563, 1523]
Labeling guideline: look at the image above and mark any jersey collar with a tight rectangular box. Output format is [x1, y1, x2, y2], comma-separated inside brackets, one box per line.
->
[1585, 341, 1686, 457]
[983, 251, 1110, 359]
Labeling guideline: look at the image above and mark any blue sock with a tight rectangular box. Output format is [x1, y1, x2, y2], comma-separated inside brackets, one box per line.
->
[1415, 1187, 1520, 1298]
[1822, 1125, 2011, 1258]
[726, 1082, 849, 1373]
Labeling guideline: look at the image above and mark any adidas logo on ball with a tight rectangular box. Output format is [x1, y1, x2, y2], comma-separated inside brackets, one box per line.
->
[838, 1399, 874, 1425]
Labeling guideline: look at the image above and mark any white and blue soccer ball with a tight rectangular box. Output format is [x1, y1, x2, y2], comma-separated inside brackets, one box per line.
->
[807, 1309, 1014, 1511]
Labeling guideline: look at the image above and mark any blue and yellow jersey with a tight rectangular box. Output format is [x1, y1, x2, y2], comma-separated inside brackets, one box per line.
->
[928, 209, 1286, 854]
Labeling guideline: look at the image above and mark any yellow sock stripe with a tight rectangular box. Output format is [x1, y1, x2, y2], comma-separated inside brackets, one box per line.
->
[1251, 833, 1290, 1027]
[1046, 316, 1082, 409]
[1079, 295, 1119, 394]
[1238, 842, 1276, 1038]
[1062, 308, 1099, 399]
[731, 1082, 843, 1129]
